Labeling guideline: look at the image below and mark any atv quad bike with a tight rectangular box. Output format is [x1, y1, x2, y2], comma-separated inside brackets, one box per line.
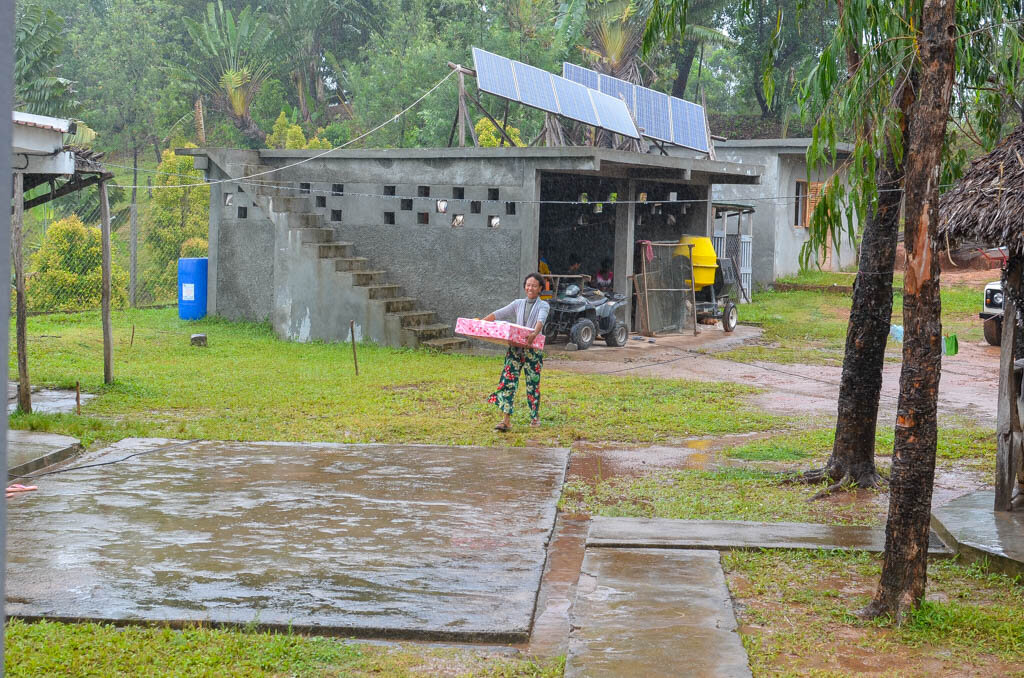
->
[543, 283, 629, 349]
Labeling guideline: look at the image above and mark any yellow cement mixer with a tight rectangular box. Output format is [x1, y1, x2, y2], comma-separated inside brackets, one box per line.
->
[673, 235, 738, 332]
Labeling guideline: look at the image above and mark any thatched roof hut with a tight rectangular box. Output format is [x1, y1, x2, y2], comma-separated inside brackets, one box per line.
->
[938, 124, 1024, 253]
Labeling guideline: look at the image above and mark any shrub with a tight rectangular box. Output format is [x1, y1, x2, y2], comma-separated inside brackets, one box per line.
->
[147, 147, 210, 295]
[26, 215, 128, 311]
[265, 111, 290, 149]
[250, 78, 288, 133]
[475, 117, 523, 148]
[179, 237, 208, 258]
[321, 121, 349, 147]
[284, 125, 307, 149]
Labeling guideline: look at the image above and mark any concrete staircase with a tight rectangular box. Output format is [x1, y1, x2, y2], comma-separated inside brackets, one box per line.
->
[228, 160, 466, 351]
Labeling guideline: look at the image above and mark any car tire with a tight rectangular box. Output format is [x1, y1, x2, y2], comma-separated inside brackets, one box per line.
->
[605, 321, 628, 347]
[984, 315, 1002, 346]
[722, 302, 738, 333]
[570, 318, 596, 350]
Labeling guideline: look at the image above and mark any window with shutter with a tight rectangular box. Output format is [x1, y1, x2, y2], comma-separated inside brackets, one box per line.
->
[794, 181, 807, 227]
[804, 181, 824, 228]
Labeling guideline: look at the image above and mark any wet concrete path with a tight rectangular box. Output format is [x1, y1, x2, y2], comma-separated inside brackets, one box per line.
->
[588, 517, 953, 554]
[932, 490, 1024, 575]
[6, 438, 568, 642]
[7, 430, 81, 478]
[566, 548, 751, 678]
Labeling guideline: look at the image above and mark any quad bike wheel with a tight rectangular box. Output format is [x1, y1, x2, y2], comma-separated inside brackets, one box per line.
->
[722, 302, 737, 333]
[542, 323, 559, 344]
[570, 318, 596, 349]
[605, 321, 628, 347]
[984, 316, 1002, 346]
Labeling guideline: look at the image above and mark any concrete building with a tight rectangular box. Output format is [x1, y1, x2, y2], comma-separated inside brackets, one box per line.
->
[180, 147, 761, 348]
[705, 139, 857, 286]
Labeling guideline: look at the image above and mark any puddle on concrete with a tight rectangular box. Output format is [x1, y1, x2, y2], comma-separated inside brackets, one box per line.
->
[6, 439, 569, 641]
[7, 381, 95, 414]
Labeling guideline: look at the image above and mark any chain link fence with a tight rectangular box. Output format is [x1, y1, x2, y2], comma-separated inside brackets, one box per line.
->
[15, 166, 209, 315]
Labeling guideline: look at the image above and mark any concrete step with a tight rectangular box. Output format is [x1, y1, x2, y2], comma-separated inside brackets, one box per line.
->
[270, 196, 313, 213]
[364, 284, 401, 300]
[316, 242, 354, 258]
[384, 297, 418, 313]
[287, 212, 324, 228]
[294, 228, 334, 244]
[351, 270, 386, 286]
[404, 323, 452, 342]
[389, 310, 436, 327]
[421, 336, 468, 352]
[335, 257, 369, 272]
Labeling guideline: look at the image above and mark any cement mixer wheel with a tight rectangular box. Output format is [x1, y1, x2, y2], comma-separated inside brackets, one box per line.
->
[722, 302, 737, 333]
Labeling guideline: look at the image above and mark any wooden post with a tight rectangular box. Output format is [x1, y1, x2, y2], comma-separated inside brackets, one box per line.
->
[129, 199, 138, 307]
[996, 256, 1022, 510]
[99, 181, 114, 384]
[76, 381, 81, 415]
[12, 172, 31, 413]
[350, 320, 359, 376]
[458, 71, 466, 148]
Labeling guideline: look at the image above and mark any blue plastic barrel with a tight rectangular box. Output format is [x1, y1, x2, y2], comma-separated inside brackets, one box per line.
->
[178, 257, 208, 320]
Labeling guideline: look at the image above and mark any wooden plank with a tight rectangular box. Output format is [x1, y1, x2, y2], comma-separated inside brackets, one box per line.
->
[996, 256, 1021, 510]
[99, 181, 114, 384]
[12, 172, 31, 413]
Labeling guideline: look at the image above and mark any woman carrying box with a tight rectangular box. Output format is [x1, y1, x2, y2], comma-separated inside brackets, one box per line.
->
[484, 273, 550, 431]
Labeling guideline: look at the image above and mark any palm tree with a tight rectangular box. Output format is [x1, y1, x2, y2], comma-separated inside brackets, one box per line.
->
[173, 1, 276, 142]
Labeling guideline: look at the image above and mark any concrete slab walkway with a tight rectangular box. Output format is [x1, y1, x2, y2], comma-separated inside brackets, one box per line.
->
[566, 548, 751, 678]
[587, 517, 953, 554]
[932, 489, 1024, 576]
[6, 438, 568, 642]
[7, 430, 81, 480]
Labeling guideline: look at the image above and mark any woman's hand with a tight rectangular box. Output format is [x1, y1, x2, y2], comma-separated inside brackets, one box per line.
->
[526, 330, 539, 346]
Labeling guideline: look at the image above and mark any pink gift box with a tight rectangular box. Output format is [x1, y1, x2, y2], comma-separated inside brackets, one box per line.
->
[455, 317, 545, 349]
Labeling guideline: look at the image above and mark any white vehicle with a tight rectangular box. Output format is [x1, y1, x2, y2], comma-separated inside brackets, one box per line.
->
[981, 280, 1004, 346]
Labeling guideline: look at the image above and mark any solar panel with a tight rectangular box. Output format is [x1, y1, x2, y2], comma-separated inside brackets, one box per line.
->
[552, 76, 599, 127]
[591, 89, 641, 139]
[472, 48, 518, 101]
[563, 63, 598, 90]
[471, 47, 639, 139]
[513, 62, 558, 112]
[562, 62, 709, 152]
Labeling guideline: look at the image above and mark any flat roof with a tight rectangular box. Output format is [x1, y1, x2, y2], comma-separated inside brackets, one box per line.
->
[180, 146, 763, 185]
[716, 137, 854, 155]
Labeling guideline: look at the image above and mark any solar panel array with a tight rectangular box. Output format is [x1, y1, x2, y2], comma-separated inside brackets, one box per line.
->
[472, 47, 640, 140]
[563, 63, 709, 152]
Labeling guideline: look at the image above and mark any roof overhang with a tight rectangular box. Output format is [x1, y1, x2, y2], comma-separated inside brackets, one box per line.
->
[180, 146, 763, 186]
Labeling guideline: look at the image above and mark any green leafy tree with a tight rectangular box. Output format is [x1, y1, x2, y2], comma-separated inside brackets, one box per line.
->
[147, 149, 210, 294]
[27, 215, 128, 311]
[14, 1, 79, 117]
[285, 125, 308, 149]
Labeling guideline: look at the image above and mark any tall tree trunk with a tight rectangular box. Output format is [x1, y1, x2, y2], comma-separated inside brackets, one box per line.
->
[863, 0, 955, 622]
[153, 141, 162, 165]
[672, 42, 700, 100]
[807, 81, 916, 492]
[194, 96, 206, 146]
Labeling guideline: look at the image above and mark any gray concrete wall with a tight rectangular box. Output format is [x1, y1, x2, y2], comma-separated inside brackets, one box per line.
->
[213, 171, 275, 322]
[188, 147, 759, 343]
[708, 140, 858, 285]
[708, 146, 781, 285]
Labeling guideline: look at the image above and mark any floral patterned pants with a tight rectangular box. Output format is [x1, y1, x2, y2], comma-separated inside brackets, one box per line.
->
[488, 347, 543, 419]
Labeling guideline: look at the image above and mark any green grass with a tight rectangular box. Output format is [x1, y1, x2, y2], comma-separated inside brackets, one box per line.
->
[725, 277, 990, 365]
[725, 426, 995, 471]
[559, 466, 885, 525]
[10, 308, 783, 448]
[725, 551, 1024, 675]
[5, 620, 564, 677]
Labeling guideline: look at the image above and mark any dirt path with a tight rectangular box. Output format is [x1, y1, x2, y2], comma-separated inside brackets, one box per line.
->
[546, 326, 999, 428]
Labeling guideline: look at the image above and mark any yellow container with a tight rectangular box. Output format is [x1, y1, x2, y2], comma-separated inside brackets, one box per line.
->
[673, 235, 718, 290]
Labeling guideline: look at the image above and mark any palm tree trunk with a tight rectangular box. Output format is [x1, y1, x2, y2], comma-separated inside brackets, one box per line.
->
[672, 42, 700, 99]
